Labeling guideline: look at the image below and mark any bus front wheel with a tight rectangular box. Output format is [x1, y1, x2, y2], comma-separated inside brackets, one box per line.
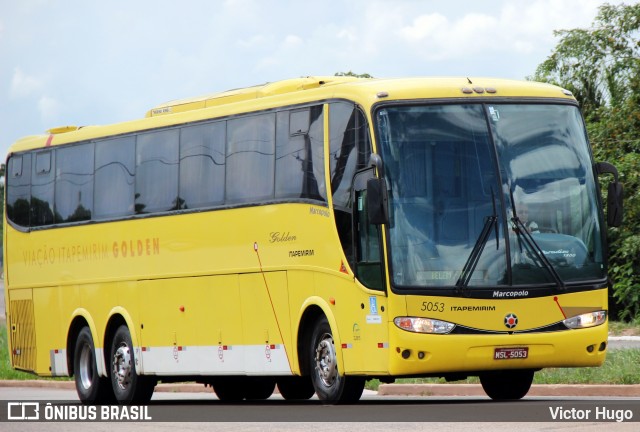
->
[73, 327, 114, 405]
[309, 316, 364, 404]
[479, 369, 534, 400]
[109, 325, 156, 405]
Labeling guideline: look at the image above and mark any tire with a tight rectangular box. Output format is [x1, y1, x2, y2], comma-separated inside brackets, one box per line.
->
[277, 376, 315, 400]
[212, 377, 246, 402]
[480, 369, 534, 400]
[245, 377, 276, 400]
[309, 316, 365, 404]
[73, 327, 115, 405]
[110, 325, 156, 405]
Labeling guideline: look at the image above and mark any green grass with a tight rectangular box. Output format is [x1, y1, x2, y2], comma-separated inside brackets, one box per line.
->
[609, 320, 640, 336]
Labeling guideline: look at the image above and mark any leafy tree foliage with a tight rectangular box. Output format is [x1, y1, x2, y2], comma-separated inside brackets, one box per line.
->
[334, 71, 373, 78]
[533, 3, 640, 321]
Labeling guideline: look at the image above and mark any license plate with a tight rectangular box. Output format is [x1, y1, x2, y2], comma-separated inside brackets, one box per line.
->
[494, 347, 528, 360]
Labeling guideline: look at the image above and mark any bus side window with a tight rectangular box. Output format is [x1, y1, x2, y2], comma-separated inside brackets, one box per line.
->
[329, 103, 371, 270]
[31, 151, 55, 226]
[275, 106, 326, 201]
[179, 121, 226, 209]
[55, 143, 94, 223]
[226, 113, 276, 204]
[136, 129, 180, 213]
[95, 136, 136, 219]
[6, 154, 32, 227]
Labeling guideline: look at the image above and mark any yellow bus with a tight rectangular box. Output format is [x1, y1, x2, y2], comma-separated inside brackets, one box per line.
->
[3, 76, 623, 405]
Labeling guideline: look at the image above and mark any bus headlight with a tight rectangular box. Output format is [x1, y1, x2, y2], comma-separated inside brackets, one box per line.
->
[394, 317, 455, 334]
[563, 310, 607, 329]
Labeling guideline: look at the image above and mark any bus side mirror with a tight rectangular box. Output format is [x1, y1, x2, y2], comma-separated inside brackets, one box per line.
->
[367, 178, 389, 225]
[607, 181, 623, 227]
[596, 161, 623, 227]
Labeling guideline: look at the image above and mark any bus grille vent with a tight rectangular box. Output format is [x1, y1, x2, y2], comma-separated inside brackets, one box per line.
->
[9, 300, 37, 372]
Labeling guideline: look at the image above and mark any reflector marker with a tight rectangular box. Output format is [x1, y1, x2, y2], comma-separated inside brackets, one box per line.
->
[339, 261, 349, 274]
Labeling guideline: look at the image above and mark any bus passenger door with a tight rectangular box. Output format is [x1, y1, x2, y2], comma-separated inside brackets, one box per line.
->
[351, 167, 389, 373]
[353, 168, 385, 291]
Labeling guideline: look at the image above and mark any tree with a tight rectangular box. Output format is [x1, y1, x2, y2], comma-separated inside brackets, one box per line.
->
[334, 71, 373, 78]
[533, 3, 640, 321]
[533, 3, 640, 116]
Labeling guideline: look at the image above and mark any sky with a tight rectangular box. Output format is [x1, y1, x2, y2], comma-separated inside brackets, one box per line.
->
[0, 0, 630, 162]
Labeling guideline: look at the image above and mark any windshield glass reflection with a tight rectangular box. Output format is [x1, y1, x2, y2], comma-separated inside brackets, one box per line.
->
[376, 103, 605, 290]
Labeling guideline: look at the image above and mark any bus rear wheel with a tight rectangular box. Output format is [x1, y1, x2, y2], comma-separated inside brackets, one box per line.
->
[245, 377, 276, 400]
[211, 377, 243, 402]
[74, 327, 115, 405]
[479, 369, 534, 400]
[277, 376, 315, 400]
[109, 325, 156, 405]
[213, 377, 276, 401]
[309, 316, 364, 404]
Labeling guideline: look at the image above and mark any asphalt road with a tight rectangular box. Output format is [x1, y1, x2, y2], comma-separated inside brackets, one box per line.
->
[0, 386, 639, 431]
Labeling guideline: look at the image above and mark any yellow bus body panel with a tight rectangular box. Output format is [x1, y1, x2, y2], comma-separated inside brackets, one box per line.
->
[3, 76, 604, 382]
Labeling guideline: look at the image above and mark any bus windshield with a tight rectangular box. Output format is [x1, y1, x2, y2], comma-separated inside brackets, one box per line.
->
[376, 103, 605, 290]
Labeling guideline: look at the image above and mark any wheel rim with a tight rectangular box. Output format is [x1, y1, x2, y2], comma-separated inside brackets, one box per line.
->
[78, 343, 94, 390]
[314, 333, 338, 388]
[112, 342, 132, 391]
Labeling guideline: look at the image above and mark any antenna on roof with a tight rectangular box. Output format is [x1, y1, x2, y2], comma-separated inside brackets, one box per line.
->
[467, 77, 473, 84]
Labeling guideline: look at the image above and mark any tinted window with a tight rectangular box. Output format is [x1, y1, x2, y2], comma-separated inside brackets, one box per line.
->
[31, 151, 55, 226]
[226, 113, 275, 203]
[135, 129, 180, 213]
[55, 143, 94, 222]
[180, 122, 226, 208]
[329, 103, 370, 209]
[275, 106, 325, 201]
[95, 136, 135, 219]
[6, 154, 31, 226]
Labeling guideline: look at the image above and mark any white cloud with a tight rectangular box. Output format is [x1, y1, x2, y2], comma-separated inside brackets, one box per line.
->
[0, 0, 627, 162]
[336, 28, 357, 43]
[38, 95, 61, 125]
[399, 13, 449, 42]
[237, 34, 269, 48]
[282, 34, 303, 49]
[10, 68, 43, 98]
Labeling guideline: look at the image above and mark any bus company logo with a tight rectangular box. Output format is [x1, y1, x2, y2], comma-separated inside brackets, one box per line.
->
[504, 313, 518, 329]
[492, 290, 529, 298]
[269, 232, 297, 243]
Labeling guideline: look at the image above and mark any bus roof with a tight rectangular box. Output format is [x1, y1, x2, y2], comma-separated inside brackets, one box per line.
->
[8, 76, 575, 154]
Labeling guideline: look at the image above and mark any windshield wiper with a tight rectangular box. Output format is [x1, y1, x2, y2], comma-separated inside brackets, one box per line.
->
[456, 190, 499, 291]
[509, 190, 565, 290]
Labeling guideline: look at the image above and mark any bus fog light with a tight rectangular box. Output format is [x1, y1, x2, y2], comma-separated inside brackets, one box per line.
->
[394, 317, 455, 334]
[563, 310, 606, 329]
[599, 342, 607, 351]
